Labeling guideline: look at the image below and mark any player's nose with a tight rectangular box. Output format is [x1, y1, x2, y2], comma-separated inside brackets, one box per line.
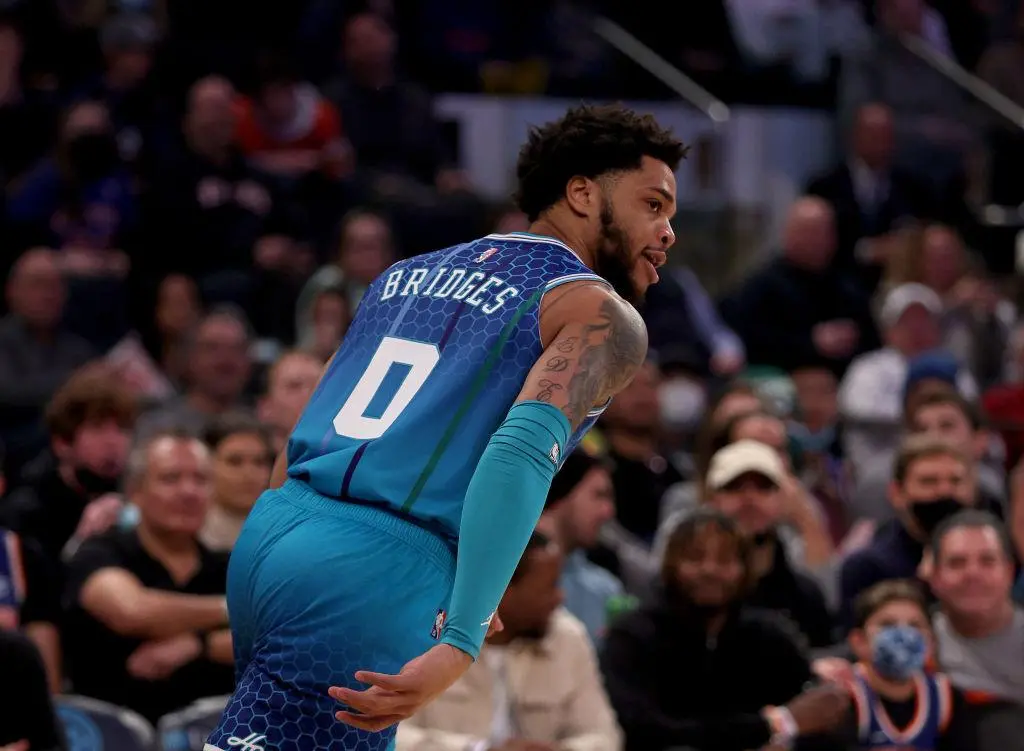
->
[659, 226, 675, 248]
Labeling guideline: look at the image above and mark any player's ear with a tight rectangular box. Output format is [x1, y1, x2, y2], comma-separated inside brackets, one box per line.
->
[565, 176, 595, 218]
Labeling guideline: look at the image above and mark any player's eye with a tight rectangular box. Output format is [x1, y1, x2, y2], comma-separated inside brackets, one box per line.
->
[647, 199, 662, 213]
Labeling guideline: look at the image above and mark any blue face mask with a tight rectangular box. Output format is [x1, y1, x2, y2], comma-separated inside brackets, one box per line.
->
[790, 422, 837, 454]
[872, 625, 926, 681]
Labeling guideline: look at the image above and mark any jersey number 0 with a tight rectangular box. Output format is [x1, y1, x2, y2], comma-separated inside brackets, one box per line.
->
[332, 336, 441, 440]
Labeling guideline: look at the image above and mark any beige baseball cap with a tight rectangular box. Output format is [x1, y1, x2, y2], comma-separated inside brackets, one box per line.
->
[879, 282, 942, 329]
[706, 440, 785, 491]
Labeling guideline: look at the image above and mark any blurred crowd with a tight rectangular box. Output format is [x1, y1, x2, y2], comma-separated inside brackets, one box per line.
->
[1, 1, 1024, 750]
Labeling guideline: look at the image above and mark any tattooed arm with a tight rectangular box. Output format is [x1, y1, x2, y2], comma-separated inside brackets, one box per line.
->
[519, 281, 648, 428]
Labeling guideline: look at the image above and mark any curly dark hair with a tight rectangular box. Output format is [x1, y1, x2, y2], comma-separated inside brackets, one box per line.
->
[513, 104, 689, 221]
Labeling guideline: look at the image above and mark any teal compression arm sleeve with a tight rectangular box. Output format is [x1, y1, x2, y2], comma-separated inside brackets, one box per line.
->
[441, 400, 571, 659]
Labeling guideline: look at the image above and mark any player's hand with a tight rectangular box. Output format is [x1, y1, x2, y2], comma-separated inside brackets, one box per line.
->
[126, 633, 203, 680]
[330, 643, 473, 731]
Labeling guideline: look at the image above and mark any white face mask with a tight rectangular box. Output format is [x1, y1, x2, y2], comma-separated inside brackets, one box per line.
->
[659, 378, 707, 431]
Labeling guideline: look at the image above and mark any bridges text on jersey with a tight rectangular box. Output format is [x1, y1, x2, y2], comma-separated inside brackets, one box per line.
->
[380, 266, 521, 314]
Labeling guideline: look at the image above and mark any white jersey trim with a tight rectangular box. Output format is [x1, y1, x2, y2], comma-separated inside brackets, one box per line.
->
[543, 272, 610, 292]
[485, 232, 585, 263]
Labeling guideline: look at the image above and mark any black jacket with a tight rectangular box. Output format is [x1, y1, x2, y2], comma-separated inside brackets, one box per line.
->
[601, 585, 841, 751]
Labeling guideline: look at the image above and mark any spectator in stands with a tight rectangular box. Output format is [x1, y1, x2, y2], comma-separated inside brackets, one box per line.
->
[0, 16, 58, 185]
[77, 12, 162, 170]
[983, 321, 1024, 470]
[806, 102, 934, 291]
[0, 629, 66, 751]
[700, 440, 836, 648]
[594, 359, 685, 592]
[8, 99, 138, 349]
[257, 350, 323, 453]
[660, 408, 835, 570]
[63, 430, 233, 723]
[641, 263, 746, 380]
[199, 412, 273, 552]
[140, 274, 201, 392]
[0, 526, 62, 692]
[6, 99, 136, 260]
[853, 390, 1004, 526]
[602, 509, 848, 751]
[839, 435, 979, 629]
[975, 1, 1024, 206]
[235, 52, 350, 182]
[839, 579, 979, 750]
[134, 306, 254, 441]
[295, 209, 396, 330]
[0, 248, 93, 476]
[1, 363, 135, 564]
[892, 225, 1015, 390]
[840, 0, 974, 193]
[326, 11, 465, 196]
[929, 510, 1024, 705]
[298, 284, 351, 363]
[396, 532, 622, 751]
[788, 366, 856, 547]
[326, 10, 485, 255]
[536, 450, 624, 645]
[148, 76, 279, 282]
[838, 284, 976, 474]
[720, 196, 877, 374]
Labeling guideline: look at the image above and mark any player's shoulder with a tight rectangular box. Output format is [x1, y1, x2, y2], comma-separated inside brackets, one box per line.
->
[544, 283, 647, 349]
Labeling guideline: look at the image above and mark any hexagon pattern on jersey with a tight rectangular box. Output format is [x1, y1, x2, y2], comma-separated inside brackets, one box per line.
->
[287, 234, 606, 541]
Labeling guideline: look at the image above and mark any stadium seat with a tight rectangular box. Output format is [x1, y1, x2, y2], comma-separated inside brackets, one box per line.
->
[157, 695, 231, 751]
[56, 695, 157, 751]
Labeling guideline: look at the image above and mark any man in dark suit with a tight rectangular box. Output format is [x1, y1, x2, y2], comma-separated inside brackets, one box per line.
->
[806, 103, 935, 292]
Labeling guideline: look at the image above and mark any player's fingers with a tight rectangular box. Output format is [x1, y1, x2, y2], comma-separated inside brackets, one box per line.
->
[334, 710, 405, 732]
[329, 685, 405, 715]
[352, 669, 408, 691]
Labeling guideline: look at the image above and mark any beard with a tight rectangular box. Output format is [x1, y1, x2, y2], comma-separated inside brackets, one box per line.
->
[594, 200, 642, 304]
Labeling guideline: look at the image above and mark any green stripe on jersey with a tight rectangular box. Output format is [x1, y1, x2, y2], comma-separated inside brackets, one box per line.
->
[401, 286, 546, 512]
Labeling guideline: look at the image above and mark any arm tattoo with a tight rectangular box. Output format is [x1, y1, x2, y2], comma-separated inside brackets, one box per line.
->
[555, 337, 578, 354]
[543, 356, 570, 372]
[536, 379, 562, 403]
[561, 299, 647, 427]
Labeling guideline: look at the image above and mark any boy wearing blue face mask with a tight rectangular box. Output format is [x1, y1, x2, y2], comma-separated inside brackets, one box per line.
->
[842, 579, 978, 751]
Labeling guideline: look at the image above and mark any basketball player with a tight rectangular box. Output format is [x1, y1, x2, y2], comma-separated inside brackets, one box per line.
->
[206, 103, 687, 751]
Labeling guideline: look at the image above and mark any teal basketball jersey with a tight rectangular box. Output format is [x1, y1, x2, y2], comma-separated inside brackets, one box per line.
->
[286, 232, 612, 542]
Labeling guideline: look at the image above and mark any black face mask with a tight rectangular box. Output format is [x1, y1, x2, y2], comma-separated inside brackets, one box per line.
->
[908, 496, 964, 536]
[74, 466, 121, 497]
[66, 132, 120, 181]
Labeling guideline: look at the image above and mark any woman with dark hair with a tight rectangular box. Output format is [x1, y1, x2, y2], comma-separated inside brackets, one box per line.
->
[199, 411, 274, 552]
[602, 508, 848, 751]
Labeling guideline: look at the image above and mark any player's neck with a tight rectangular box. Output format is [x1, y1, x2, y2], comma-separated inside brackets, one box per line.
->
[528, 217, 595, 270]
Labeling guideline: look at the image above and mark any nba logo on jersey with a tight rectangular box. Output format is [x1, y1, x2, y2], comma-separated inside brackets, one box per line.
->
[431, 609, 446, 639]
[475, 247, 498, 263]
